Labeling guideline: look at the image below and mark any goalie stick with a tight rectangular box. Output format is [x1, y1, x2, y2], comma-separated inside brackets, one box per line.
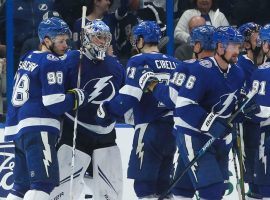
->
[158, 90, 257, 200]
[69, 5, 87, 200]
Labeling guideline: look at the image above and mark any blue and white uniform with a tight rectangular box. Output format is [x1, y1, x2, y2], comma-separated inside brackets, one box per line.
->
[173, 57, 245, 198]
[105, 52, 180, 197]
[248, 62, 270, 197]
[4, 50, 76, 197]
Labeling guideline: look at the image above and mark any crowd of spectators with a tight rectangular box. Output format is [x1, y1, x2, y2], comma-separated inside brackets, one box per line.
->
[0, 0, 270, 120]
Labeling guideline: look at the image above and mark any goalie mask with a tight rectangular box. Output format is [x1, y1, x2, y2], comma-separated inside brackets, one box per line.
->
[82, 20, 112, 60]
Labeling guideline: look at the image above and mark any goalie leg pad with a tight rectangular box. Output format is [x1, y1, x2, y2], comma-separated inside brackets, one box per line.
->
[23, 190, 49, 200]
[49, 144, 91, 200]
[6, 194, 23, 200]
[92, 145, 123, 200]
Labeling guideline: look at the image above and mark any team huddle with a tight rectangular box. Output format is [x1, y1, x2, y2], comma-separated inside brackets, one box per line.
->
[3, 14, 270, 200]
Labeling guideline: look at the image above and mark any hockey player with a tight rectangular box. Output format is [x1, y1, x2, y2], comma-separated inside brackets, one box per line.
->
[95, 21, 180, 199]
[147, 24, 216, 110]
[248, 24, 270, 199]
[4, 17, 88, 200]
[172, 26, 245, 200]
[237, 22, 263, 199]
[51, 20, 126, 200]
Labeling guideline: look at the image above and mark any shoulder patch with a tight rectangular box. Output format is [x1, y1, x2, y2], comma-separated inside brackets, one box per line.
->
[199, 60, 212, 68]
[47, 54, 59, 61]
[184, 59, 196, 63]
[258, 62, 270, 69]
[59, 54, 67, 60]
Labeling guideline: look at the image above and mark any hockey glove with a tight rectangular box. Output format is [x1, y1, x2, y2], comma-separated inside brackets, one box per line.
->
[96, 101, 116, 127]
[207, 117, 233, 139]
[68, 88, 88, 110]
[233, 98, 261, 123]
[126, 66, 158, 92]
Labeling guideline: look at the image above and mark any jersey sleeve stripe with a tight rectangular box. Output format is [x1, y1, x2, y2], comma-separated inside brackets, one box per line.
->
[169, 86, 178, 106]
[42, 93, 66, 106]
[119, 85, 143, 101]
[175, 96, 197, 108]
[173, 116, 200, 132]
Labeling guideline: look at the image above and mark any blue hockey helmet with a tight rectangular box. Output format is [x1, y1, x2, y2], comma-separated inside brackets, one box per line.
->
[38, 17, 71, 42]
[190, 25, 216, 50]
[259, 24, 270, 43]
[213, 26, 244, 48]
[82, 19, 112, 60]
[238, 22, 261, 42]
[132, 20, 161, 44]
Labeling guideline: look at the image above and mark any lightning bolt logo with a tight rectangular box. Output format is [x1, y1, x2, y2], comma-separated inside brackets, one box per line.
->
[185, 135, 198, 182]
[259, 132, 267, 174]
[41, 132, 52, 177]
[135, 124, 148, 169]
[212, 91, 237, 116]
[87, 76, 113, 103]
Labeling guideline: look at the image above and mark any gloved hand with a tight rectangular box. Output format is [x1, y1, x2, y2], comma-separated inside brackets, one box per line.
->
[126, 66, 158, 92]
[208, 117, 233, 139]
[96, 101, 116, 127]
[68, 88, 88, 110]
[233, 98, 261, 123]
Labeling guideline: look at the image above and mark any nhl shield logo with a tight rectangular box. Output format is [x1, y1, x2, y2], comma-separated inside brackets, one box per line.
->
[0, 143, 15, 198]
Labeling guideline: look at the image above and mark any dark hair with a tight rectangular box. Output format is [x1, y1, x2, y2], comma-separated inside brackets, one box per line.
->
[192, 0, 217, 11]
[85, 0, 114, 15]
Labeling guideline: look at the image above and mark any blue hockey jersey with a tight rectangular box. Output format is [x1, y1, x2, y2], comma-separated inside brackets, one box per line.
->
[4, 51, 75, 141]
[64, 50, 126, 135]
[237, 54, 258, 93]
[250, 62, 270, 125]
[152, 59, 195, 109]
[174, 57, 245, 137]
[106, 52, 180, 124]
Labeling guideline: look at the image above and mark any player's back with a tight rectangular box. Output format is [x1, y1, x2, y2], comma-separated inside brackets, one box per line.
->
[127, 52, 180, 124]
[5, 51, 72, 141]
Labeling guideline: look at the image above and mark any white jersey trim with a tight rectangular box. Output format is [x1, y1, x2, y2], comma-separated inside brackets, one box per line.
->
[169, 86, 178, 106]
[4, 117, 60, 136]
[176, 96, 197, 108]
[173, 117, 200, 132]
[42, 93, 66, 106]
[65, 113, 116, 134]
[119, 85, 143, 101]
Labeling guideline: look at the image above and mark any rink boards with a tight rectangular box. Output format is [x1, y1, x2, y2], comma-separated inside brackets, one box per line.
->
[0, 123, 243, 200]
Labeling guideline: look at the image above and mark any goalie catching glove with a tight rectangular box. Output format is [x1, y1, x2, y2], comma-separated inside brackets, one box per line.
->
[127, 65, 158, 92]
[68, 88, 88, 110]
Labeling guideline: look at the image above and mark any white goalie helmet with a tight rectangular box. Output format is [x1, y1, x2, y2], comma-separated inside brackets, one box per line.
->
[82, 19, 112, 60]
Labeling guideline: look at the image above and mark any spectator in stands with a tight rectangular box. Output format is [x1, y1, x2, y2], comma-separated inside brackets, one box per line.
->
[0, 0, 54, 70]
[231, 0, 270, 26]
[20, 11, 76, 56]
[175, 16, 206, 60]
[174, 0, 229, 44]
[73, 0, 131, 57]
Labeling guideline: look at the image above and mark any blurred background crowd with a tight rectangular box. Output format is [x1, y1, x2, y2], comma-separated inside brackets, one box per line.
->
[0, 0, 270, 122]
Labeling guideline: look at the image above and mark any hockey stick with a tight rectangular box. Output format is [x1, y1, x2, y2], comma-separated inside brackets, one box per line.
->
[235, 123, 246, 199]
[232, 138, 245, 200]
[158, 91, 257, 200]
[69, 5, 87, 200]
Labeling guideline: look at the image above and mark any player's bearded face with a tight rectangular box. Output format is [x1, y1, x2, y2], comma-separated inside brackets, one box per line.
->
[51, 35, 69, 56]
[225, 43, 241, 64]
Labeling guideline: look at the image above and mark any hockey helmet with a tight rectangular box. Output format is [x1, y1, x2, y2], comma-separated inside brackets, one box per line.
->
[132, 20, 161, 44]
[38, 17, 71, 42]
[190, 25, 216, 51]
[213, 26, 244, 48]
[238, 22, 261, 42]
[82, 19, 112, 60]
